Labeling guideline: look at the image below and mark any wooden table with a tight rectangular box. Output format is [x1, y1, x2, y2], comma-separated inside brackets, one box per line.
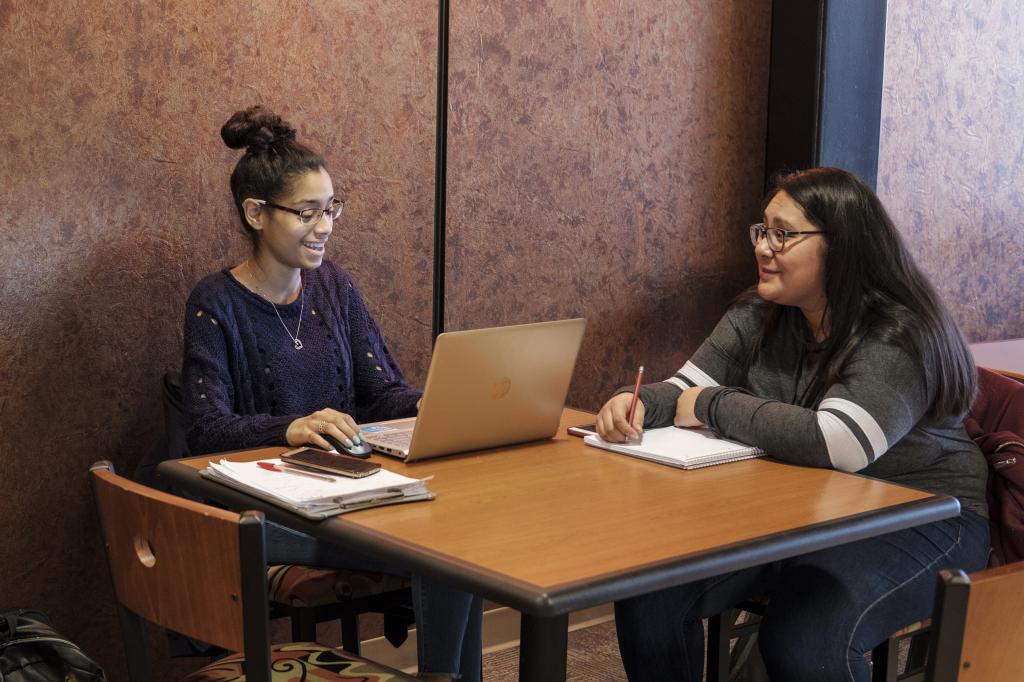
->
[158, 409, 961, 681]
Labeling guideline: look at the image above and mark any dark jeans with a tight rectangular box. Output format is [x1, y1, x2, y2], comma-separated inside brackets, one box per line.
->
[614, 510, 990, 682]
[266, 522, 484, 681]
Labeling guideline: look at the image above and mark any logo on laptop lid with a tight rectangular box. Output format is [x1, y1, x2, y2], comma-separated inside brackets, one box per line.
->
[491, 377, 512, 400]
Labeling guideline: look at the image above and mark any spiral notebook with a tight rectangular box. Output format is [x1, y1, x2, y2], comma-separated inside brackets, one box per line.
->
[583, 426, 765, 469]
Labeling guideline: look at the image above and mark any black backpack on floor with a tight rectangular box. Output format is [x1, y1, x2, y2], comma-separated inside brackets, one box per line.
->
[0, 609, 105, 681]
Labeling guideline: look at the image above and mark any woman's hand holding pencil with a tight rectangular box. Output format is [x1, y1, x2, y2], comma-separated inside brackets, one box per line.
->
[595, 366, 646, 443]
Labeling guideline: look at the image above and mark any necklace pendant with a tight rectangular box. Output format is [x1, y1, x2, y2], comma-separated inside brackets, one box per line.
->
[293, 338, 304, 350]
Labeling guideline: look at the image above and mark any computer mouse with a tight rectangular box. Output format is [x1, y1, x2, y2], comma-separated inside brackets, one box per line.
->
[320, 432, 373, 459]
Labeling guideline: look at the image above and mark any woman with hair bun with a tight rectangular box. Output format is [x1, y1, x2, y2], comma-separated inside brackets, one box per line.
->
[182, 105, 481, 681]
[599, 167, 990, 681]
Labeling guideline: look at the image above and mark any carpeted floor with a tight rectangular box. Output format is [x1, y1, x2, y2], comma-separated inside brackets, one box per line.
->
[480, 616, 906, 681]
[481, 619, 626, 681]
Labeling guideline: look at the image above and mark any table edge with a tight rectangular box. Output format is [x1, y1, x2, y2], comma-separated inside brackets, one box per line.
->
[157, 459, 960, 617]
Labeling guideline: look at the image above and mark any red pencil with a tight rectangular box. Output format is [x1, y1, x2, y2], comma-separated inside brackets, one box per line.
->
[626, 365, 644, 431]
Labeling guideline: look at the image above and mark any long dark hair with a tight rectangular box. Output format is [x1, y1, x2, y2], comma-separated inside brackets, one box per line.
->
[745, 167, 975, 420]
[221, 106, 326, 244]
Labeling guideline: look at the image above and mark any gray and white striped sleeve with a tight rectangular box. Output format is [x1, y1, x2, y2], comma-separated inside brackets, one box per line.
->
[695, 342, 931, 472]
[665, 360, 721, 391]
[814, 396, 890, 471]
[631, 308, 756, 428]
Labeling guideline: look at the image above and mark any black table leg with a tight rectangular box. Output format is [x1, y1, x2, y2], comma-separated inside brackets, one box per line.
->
[518, 612, 569, 682]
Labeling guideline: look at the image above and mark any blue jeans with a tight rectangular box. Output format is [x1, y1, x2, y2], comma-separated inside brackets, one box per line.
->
[266, 522, 484, 681]
[614, 510, 990, 682]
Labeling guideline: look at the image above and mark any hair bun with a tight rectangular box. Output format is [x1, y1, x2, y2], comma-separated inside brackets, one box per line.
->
[221, 106, 296, 151]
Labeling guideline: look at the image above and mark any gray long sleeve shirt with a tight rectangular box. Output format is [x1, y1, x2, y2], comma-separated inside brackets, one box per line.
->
[634, 303, 988, 518]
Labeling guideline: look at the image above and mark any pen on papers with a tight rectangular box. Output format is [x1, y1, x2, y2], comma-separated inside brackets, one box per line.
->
[257, 461, 336, 482]
[626, 365, 644, 433]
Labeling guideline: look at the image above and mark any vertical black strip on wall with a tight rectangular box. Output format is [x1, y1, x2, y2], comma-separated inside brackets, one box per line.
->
[764, 0, 888, 191]
[764, 0, 826, 190]
[432, 0, 450, 344]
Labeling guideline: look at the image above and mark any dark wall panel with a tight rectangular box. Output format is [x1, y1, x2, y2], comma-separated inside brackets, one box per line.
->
[878, 1, 1023, 342]
[0, 0, 435, 676]
[445, 1, 772, 409]
[818, 0, 886, 188]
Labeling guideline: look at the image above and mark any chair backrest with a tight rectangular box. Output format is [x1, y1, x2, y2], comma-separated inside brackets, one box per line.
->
[927, 561, 1024, 681]
[134, 371, 192, 489]
[90, 461, 272, 672]
[925, 367, 1024, 680]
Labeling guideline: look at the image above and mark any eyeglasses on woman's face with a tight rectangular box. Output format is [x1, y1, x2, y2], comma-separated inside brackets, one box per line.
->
[255, 198, 345, 226]
[749, 222, 824, 253]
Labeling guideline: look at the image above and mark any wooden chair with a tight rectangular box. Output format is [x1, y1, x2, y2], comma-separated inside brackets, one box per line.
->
[267, 564, 413, 652]
[136, 370, 414, 652]
[869, 619, 931, 681]
[873, 365, 1024, 681]
[707, 599, 766, 682]
[922, 562, 1024, 681]
[90, 461, 417, 682]
[710, 366, 1024, 682]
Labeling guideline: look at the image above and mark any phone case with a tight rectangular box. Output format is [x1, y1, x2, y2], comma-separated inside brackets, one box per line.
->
[567, 423, 597, 437]
[281, 448, 381, 478]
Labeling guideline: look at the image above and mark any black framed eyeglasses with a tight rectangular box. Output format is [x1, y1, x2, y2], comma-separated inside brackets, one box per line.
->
[255, 198, 345, 226]
[749, 222, 824, 252]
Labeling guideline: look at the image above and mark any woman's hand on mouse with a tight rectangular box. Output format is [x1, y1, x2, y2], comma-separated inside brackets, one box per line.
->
[596, 393, 645, 443]
[286, 408, 362, 450]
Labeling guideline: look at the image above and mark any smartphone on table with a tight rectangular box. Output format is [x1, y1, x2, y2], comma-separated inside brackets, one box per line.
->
[280, 447, 381, 478]
[567, 423, 597, 437]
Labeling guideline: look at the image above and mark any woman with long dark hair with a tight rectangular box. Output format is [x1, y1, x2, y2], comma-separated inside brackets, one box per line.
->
[598, 167, 989, 681]
[182, 106, 481, 681]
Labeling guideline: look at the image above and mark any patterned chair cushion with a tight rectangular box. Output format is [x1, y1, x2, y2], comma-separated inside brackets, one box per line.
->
[888, 616, 932, 638]
[267, 565, 410, 607]
[185, 642, 416, 681]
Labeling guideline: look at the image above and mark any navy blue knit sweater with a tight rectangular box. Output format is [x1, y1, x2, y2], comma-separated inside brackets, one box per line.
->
[182, 260, 421, 455]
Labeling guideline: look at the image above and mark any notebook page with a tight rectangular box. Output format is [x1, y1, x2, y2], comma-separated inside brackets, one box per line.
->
[584, 426, 762, 467]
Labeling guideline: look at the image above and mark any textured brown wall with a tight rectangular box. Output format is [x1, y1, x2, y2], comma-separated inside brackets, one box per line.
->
[2, 0, 776, 675]
[878, 1, 1024, 342]
[445, 1, 772, 408]
[0, 0, 435, 677]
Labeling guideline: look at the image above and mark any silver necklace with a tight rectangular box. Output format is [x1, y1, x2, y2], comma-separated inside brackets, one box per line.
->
[247, 261, 304, 350]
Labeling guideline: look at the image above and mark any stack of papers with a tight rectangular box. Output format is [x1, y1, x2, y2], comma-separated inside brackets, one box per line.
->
[584, 426, 765, 470]
[201, 458, 434, 519]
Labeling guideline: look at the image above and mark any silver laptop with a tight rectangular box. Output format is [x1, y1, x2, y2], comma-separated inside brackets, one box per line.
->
[361, 318, 586, 461]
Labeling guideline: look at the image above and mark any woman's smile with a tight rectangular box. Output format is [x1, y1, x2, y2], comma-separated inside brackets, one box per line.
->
[755, 191, 827, 319]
